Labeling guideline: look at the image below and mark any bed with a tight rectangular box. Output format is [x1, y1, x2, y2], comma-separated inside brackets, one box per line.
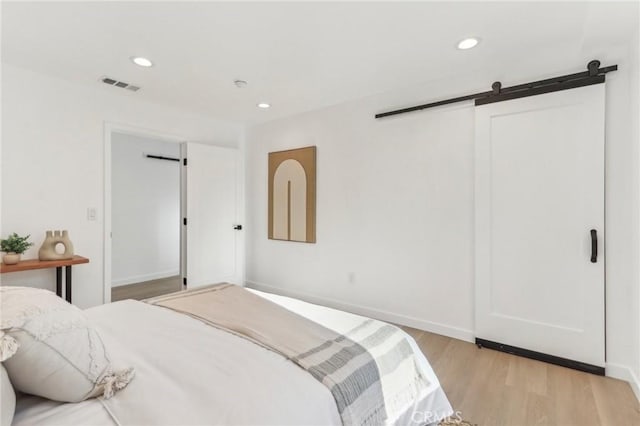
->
[9, 287, 453, 426]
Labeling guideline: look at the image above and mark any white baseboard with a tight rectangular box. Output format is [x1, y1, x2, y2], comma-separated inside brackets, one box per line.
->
[112, 270, 180, 287]
[606, 362, 640, 402]
[245, 280, 475, 343]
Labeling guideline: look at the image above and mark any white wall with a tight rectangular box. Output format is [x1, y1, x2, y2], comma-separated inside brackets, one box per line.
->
[0, 64, 242, 308]
[246, 42, 640, 391]
[247, 102, 476, 340]
[605, 32, 640, 399]
[631, 24, 640, 399]
[111, 133, 181, 286]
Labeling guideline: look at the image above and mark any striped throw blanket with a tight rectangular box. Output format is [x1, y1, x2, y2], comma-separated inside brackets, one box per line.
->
[148, 284, 430, 426]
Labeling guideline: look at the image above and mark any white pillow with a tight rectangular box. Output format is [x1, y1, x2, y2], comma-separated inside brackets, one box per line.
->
[1, 364, 15, 426]
[0, 286, 134, 403]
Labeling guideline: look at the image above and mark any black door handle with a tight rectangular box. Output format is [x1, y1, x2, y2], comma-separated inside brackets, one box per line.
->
[590, 229, 598, 263]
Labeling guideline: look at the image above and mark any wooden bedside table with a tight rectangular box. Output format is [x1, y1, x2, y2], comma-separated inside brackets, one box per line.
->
[0, 256, 90, 303]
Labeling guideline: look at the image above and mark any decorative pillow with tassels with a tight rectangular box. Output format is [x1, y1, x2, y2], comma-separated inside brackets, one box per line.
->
[0, 286, 134, 403]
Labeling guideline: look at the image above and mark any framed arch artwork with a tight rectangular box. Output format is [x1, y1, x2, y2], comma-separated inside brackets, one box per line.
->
[268, 146, 316, 243]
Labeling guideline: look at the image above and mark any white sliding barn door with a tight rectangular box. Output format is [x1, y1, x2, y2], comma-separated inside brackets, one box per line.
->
[185, 143, 240, 288]
[475, 84, 605, 369]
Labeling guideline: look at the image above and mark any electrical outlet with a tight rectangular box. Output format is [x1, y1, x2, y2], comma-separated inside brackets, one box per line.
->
[87, 208, 97, 221]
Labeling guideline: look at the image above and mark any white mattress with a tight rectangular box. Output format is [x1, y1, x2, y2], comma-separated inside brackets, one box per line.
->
[13, 289, 452, 426]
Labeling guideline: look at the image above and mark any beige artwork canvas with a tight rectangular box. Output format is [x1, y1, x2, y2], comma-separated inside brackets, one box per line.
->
[268, 146, 316, 243]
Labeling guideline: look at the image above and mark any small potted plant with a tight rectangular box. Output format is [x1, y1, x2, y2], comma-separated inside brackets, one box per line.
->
[1, 233, 34, 265]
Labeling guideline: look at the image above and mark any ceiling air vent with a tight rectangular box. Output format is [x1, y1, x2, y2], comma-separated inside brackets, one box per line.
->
[101, 76, 140, 92]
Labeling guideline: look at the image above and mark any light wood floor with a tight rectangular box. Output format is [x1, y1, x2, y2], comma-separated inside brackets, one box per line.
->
[401, 326, 640, 426]
[111, 275, 182, 301]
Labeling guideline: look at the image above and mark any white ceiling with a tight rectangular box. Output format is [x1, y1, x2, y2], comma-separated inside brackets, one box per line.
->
[2, 1, 638, 125]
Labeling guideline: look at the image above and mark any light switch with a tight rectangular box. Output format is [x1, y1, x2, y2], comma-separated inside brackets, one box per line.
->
[87, 208, 97, 221]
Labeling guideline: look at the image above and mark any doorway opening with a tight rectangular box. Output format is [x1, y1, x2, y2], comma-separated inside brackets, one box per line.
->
[109, 130, 184, 301]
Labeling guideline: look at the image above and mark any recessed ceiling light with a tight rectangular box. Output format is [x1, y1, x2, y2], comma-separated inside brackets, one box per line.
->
[457, 38, 479, 50]
[257, 102, 271, 109]
[130, 56, 154, 67]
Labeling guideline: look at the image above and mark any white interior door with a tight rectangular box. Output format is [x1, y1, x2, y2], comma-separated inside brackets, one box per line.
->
[186, 143, 240, 288]
[475, 84, 605, 368]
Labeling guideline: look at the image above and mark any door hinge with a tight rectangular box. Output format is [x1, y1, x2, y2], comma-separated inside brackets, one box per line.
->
[183, 217, 187, 226]
[183, 158, 188, 166]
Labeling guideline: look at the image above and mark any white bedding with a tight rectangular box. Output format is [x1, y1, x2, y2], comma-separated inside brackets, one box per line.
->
[12, 289, 452, 426]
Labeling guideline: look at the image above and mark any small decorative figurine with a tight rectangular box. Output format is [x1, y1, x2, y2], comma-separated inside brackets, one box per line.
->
[38, 230, 74, 260]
